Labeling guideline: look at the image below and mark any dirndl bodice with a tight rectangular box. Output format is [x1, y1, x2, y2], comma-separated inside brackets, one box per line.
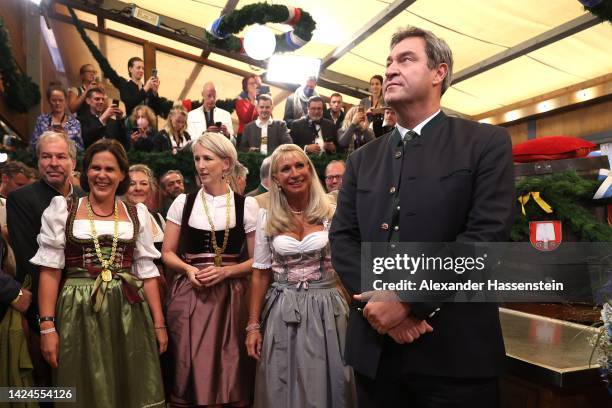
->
[63, 196, 144, 311]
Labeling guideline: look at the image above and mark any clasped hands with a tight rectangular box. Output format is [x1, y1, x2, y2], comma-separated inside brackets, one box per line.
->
[354, 290, 433, 344]
[186, 265, 228, 288]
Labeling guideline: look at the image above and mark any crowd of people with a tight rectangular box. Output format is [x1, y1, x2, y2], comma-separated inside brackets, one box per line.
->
[0, 25, 516, 408]
[27, 55, 398, 158]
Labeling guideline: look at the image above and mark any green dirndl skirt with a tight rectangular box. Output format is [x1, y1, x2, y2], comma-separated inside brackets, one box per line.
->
[54, 271, 164, 408]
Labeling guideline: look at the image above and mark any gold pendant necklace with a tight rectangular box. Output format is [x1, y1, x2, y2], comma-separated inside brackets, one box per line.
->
[201, 188, 231, 267]
[86, 197, 120, 282]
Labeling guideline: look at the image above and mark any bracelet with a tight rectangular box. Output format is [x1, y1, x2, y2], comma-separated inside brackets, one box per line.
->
[40, 327, 56, 335]
[245, 323, 261, 332]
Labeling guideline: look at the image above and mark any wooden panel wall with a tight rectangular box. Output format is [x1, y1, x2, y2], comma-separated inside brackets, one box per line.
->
[536, 98, 612, 138]
[501, 97, 612, 145]
[0, 0, 28, 137]
[503, 122, 529, 146]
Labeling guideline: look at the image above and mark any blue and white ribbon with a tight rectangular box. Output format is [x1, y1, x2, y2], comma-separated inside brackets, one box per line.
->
[284, 31, 307, 50]
[593, 169, 612, 199]
[209, 16, 230, 39]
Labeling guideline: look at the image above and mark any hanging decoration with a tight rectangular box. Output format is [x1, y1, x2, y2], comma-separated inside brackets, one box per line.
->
[580, 0, 612, 23]
[205, 3, 316, 56]
[0, 16, 40, 113]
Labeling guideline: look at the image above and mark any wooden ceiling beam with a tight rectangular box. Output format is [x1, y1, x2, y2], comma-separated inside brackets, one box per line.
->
[452, 13, 602, 85]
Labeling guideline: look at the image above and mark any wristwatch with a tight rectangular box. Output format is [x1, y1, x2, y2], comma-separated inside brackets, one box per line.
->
[38, 316, 55, 326]
[10, 289, 23, 305]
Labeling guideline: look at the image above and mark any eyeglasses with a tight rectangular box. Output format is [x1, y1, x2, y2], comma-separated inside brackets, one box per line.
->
[325, 175, 342, 181]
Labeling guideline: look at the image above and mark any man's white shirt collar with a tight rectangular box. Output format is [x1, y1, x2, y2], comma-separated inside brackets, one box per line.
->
[396, 109, 440, 139]
[256, 117, 270, 128]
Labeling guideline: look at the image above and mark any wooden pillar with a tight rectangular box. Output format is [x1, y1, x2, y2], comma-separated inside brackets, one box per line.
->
[143, 42, 156, 79]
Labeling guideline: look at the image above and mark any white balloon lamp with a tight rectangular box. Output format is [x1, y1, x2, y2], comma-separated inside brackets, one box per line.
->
[243, 24, 276, 60]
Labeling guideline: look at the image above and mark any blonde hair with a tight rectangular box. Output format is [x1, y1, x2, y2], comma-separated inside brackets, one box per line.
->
[191, 132, 237, 178]
[228, 162, 249, 193]
[266, 144, 333, 236]
[340, 106, 361, 132]
[129, 104, 156, 128]
[128, 163, 158, 197]
[164, 106, 188, 136]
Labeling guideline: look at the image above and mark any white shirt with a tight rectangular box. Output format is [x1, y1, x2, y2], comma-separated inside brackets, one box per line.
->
[166, 189, 259, 233]
[30, 197, 161, 279]
[396, 109, 441, 140]
[187, 106, 236, 145]
[255, 117, 270, 155]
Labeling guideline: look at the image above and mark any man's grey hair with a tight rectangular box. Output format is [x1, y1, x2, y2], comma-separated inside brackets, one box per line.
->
[260, 156, 272, 182]
[36, 131, 77, 162]
[390, 26, 454, 95]
[160, 169, 184, 183]
[325, 160, 345, 174]
[233, 161, 249, 179]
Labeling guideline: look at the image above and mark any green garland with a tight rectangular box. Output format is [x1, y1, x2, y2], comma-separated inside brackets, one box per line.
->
[512, 171, 612, 242]
[10, 146, 611, 240]
[205, 3, 316, 54]
[582, 0, 612, 23]
[0, 17, 40, 113]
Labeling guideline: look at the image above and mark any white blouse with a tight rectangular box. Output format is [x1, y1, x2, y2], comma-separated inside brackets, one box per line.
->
[30, 196, 161, 279]
[253, 209, 329, 270]
[166, 188, 259, 234]
[148, 212, 165, 243]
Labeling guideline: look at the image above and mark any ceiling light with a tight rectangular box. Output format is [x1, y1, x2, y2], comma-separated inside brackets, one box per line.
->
[266, 55, 321, 85]
[243, 25, 276, 61]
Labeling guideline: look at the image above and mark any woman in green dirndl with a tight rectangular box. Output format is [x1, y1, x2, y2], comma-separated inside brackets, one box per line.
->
[31, 139, 166, 407]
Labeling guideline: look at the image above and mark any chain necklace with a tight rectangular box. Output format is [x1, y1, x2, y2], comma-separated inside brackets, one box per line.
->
[201, 188, 231, 267]
[86, 197, 120, 282]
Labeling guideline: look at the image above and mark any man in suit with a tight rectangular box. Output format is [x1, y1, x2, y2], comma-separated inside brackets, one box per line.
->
[283, 76, 318, 130]
[290, 96, 338, 155]
[323, 92, 346, 134]
[7, 130, 83, 386]
[329, 26, 515, 407]
[187, 82, 235, 144]
[78, 87, 127, 149]
[240, 94, 292, 155]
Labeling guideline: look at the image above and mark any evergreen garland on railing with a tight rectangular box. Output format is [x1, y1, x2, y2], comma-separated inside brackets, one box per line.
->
[0, 16, 40, 113]
[512, 171, 612, 242]
[10, 145, 611, 241]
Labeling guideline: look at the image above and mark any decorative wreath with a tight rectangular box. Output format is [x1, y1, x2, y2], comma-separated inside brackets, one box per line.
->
[204, 3, 316, 54]
[580, 0, 612, 23]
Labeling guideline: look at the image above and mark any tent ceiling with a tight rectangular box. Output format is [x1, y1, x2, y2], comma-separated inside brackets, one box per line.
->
[55, 0, 612, 118]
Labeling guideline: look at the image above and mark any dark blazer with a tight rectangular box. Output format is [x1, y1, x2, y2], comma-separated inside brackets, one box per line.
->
[6, 181, 84, 330]
[329, 112, 515, 379]
[78, 110, 128, 149]
[323, 108, 345, 133]
[239, 120, 292, 154]
[290, 117, 339, 152]
[130, 129, 167, 152]
[119, 80, 161, 118]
